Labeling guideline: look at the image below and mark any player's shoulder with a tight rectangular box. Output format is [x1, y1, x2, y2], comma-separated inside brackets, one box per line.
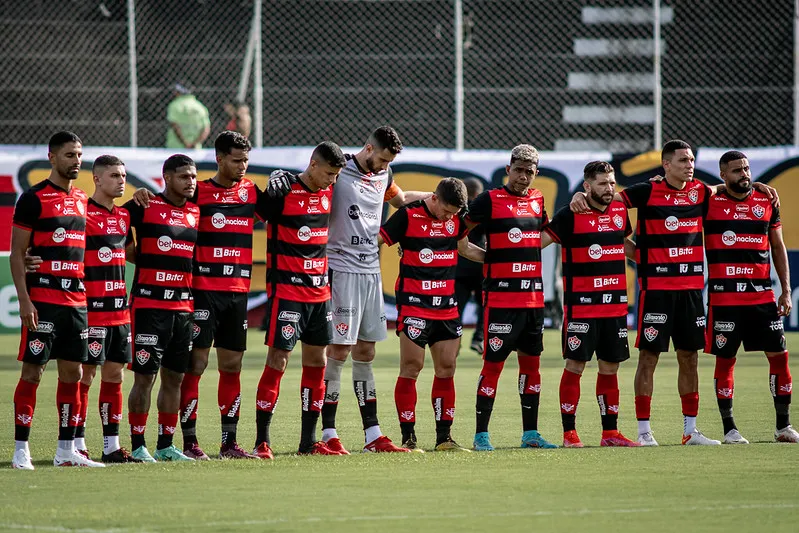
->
[609, 199, 628, 212]
[71, 187, 89, 199]
[527, 187, 544, 200]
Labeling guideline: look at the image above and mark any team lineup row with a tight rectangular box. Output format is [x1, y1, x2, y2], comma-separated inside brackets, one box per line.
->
[8, 127, 797, 470]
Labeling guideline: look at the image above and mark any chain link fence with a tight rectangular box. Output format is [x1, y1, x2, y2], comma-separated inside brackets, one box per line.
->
[0, 0, 794, 150]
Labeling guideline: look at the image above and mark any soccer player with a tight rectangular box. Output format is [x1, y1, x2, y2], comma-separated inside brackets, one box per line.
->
[467, 144, 558, 452]
[541, 161, 640, 448]
[10, 131, 104, 469]
[455, 177, 486, 355]
[380, 177, 484, 452]
[704, 151, 797, 443]
[253, 142, 345, 457]
[125, 154, 200, 462]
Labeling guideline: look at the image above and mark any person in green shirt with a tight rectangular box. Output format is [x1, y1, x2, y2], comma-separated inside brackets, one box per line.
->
[166, 84, 211, 149]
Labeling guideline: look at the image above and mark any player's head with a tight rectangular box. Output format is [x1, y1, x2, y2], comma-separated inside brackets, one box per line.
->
[215, 130, 251, 183]
[583, 161, 616, 206]
[363, 126, 403, 174]
[92, 155, 126, 198]
[505, 144, 539, 195]
[463, 177, 484, 202]
[430, 177, 467, 221]
[307, 141, 346, 190]
[719, 150, 751, 194]
[48, 131, 83, 181]
[661, 139, 694, 183]
[163, 154, 197, 199]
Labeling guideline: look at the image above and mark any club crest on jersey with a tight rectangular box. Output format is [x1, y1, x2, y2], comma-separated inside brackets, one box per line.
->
[321, 195, 329, 210]
[445, 219, 455, 234]
[488, 336, 503, 352]
[186, 213, 196, 227]
[531, 200, 541, 214]
[715, 334, 727, 349]
[238, 187, 248, 202]
[28, 339, 45, 356]
[406, 326, 422, 340]
[688, 189, 699, 204]
[281, 324, 295, 340]
[135, 349, 150, 365]
[752, 204, 765, 219]
[567, 336, 581, 351]
[88, 341, 102, 358]
[336, 323, 349, 337]
[643, 327, 658, 342]
[613, 214, 624, 229]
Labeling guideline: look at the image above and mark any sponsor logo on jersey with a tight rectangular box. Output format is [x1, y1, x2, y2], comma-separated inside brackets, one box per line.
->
[725, 266, 754, 276]
[421, 280, 447, 290]
[51, 227, 84, 243]
[567, 322, 589, 333]
[507, 228, 540, 243]
[297, 225, 327, 242]
[664, 216, 698, 232]
[668, 247, 693, 257]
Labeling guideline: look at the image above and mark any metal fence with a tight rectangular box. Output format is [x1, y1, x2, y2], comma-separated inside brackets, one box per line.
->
[0, 0, 794, 150]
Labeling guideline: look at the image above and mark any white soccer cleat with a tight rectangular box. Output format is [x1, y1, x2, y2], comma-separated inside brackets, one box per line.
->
[682, 429, 721, 446]
[722, 429, 749, 444]
[775, 425, 799, 443]
[54, 450, 106, 467]
[12, 448, 34, 470]
[637, 431, 659, 446]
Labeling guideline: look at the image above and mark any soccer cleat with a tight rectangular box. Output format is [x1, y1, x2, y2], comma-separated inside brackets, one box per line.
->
[219, 442, 258, 459]
[637, 431, 659, 446]
[183, 443, 210, 461]
[434, 438, 472, 452]
[682, 429, 721, 446]
[363, 435, 410, 453]
[54, 450, 106, 467]
[600, 431, 642, 447]
[102, 448, 143, 463]
[12, 448, 34, 470]
[473, 432, 494, 451]
[76, 449, 92, 460]
[521, 430, 558, 449]
[775, 425, 799, 443]
[401, 436, 425, 453]
[297, 441, 343, 456]
[563, 430, 584, 448]
[153, 445, 195, 461]
[131, 446, 157, 463]
[722, 429, 750, 445]
[324, 437, 351, 455]
[252, 442, 275, 460]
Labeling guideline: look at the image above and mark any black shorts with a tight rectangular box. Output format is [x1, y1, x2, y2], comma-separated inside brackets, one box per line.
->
[636, 290, 705, 353]
[263, 297, 332, 351]
[18, 303, 88, 365]
[131, 308, 193, 375]
[396, 315, 462, 349]
[705, 303, 786, 358]
[86, 324, 132, 365]
[482, 307, 544, 362]
[562, 316, 630, 363]
[192, 290, 248, 352]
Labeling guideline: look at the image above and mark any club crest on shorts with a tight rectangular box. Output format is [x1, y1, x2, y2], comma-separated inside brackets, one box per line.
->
[135, 349, 150, 365]
[715, 334, 727, 349]
[335, 322, 349, 337]
[192, 323, 201, 339]
[488, 336, 503, 352]
[406, 326, 422, 340]
[88, 341, 102, 358]
[751, 204, 765, 219]
[688, 189, 699, 204]
[281, 324, 295, 340]
[567, 336, 581, 351]
[28, 339, 45, 356]
[643, 326, 658, 342]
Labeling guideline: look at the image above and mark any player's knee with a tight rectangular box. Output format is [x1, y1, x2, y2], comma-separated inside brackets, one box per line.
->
[80, 365, 97, 386]
[328, 344, 351, 362]
[564, 359, 586, 374]
[101, 363, 124, 383]
[400, 360, 424, 379]
[352, 342, 375, 362]
[20, 363, 45, 384]
[433, 361, 456, 379]
[266, 349, 291, 372]
[57, 361, 83, 383]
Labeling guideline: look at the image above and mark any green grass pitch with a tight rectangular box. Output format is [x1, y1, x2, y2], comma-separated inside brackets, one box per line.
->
[0, 330, 797, 532]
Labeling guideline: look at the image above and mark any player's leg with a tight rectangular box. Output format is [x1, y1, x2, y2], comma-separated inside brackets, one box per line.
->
[518, 309, 556, 449]
[298, 342, 333, 455]
[321, 343, 350, 449]
[768, 350, 797, 442]
[12, 361, 45, 470]
[430, 333, 467, 452]
[74, 363, 97, 455]
[128, 371, 157, 461]
[559, 317, 594, 447]
[633, 290, 670, 445]
[706, 306, 746, 443]
[98, 361, 139, 462]
[474, 306, 514, 451]
[472, 286, 484, 353]
[595, 317, 638, 447]
[395, 328, 426, 451]
[128, 308, 165, 461]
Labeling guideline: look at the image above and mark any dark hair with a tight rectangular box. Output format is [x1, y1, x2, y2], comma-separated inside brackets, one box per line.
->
[48, 131, 82, 153]
[463, 177, 484, 199]
[583, 161, 614, 181]
[509, 144, 539, 167]
[163, 154, 196, 174]
[92, 155, 125, 172]
[435, 177, 468, 209]
[719, 150, 748, 169]
[215, 130, 251, 155]
[312, 141, 346, 168]
[368, 126, 403, 155]
[661, 139, 692, 161]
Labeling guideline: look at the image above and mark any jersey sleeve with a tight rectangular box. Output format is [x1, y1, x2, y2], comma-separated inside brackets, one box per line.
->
[542, 206, 573, 245]
[123, 200, 144, 230]
[619, 182, 651, 209]
[255, 187, 284, 222]
[379, 207, 408, 247]
[770, 204, 781, 229]
[12, 191, 41, 230]
[457, 212, 469, 240]
[384, 181, 400, 203]
[702, 183, 713, 217]
[465, 190, 491, 225]
[624, 213, 633, 237]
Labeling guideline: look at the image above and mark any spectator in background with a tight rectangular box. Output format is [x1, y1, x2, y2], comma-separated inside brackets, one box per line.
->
[166, 83, 211, 149]
[224, 101, 252, 139]
[456, 177, 486, 354]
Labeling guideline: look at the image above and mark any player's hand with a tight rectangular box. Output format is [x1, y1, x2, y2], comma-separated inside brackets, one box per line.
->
[649, 174, 665, 182]
[19, 300, 38, 331]
[778, 291, 792, 317]
[267, 170, 294, 199]
[570, 192, 590, 214]
[753, 182, 779, 208]
[132, 188, 156, 207]
[24, 249, 42, 273]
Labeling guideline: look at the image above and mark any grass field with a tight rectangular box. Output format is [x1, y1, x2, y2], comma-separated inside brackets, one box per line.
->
[0, 329, 797, 532]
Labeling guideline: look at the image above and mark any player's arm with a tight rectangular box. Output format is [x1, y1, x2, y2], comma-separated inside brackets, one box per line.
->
[387, 186, 431, 208]
[131, 188, 156, 208]
[10, 227, 37, 330]
[769, 226, 792, 316]
[457, 235, 485, 263]
[378, 207, 408, 248]
[706, 182, 779, 207]
[125, 239, 137, 265]
[624, 238, 637, 262]
[264, 170, 296, 199]
[23, 248, 42, 273]
[570, 191, 624, 214]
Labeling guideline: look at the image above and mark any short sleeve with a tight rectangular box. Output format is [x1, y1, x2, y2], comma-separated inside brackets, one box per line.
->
[255, 184, 285, 222]
[543, 206, 574, 245]
[457, 212, 469, 240]
[619, 182, 652, 209]
[379, 207, 409, 247]
[12, 190, 42, 230]
[770, 205, 781, 229]
[465, 190, 491, 225]
[702, 183, 713, 217]
[624, 213, 633, 237]
[384, 181, 400, 203]
[123, 200, 144, 230]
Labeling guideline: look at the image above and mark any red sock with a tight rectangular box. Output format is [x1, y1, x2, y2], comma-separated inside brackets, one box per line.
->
[129, 412, 148, 435]
[56, 380, 80, 440]
[518, 356, 541, 394]
[714, 357, 736, 399]
[394, 376, 417, 423]
[78, 382, 90, 429]
[680, 392, 699, 417]
[180, 373, 201, 422]
[13, 380, 38, 440]
[431, 376, 455, 422]
[99, 381, 123, 430]
[477, 360, 504, 398]
[301, 365, 326, 413]
[596, 373, 620, 429]
[635, 395, 651, 420]
[559, 369, 581, 415]
[256, 366, 284, 413]
[218, 370, 242, 418]
[158, 412, 178, 436]
[769, 352, 793, 397]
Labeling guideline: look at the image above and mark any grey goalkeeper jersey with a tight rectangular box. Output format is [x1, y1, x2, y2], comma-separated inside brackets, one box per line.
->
[327, 155, 393, 274]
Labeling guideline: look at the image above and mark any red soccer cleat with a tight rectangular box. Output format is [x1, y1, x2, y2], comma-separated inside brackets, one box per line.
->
[252, 442, 275, 460]
[563, 429, 584, 448]
[324, 437, 350, 455]
[220, 442, 258, 459]
[297, 441, 343, 456]
[363, 435, 411, 453]
[600, 431, 642, 447]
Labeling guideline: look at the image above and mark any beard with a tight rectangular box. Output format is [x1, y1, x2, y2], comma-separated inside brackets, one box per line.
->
[591, 190, 612, 206]
[728, 179, 751, 194]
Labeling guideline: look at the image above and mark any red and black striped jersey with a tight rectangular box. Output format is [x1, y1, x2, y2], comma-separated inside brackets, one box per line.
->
[620, 179, 710, 291]
[12, 180, 87, 307]
[380, 200, 467, 320]
[544, 201, 631, 319]
[84, 199, 132, 326]
[465, 186, 547, 309]
[705, 190, 780, 306]
[257, 178, 332, 303]
[192, 178, 261, 292]
[124, 195, 199, 312]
